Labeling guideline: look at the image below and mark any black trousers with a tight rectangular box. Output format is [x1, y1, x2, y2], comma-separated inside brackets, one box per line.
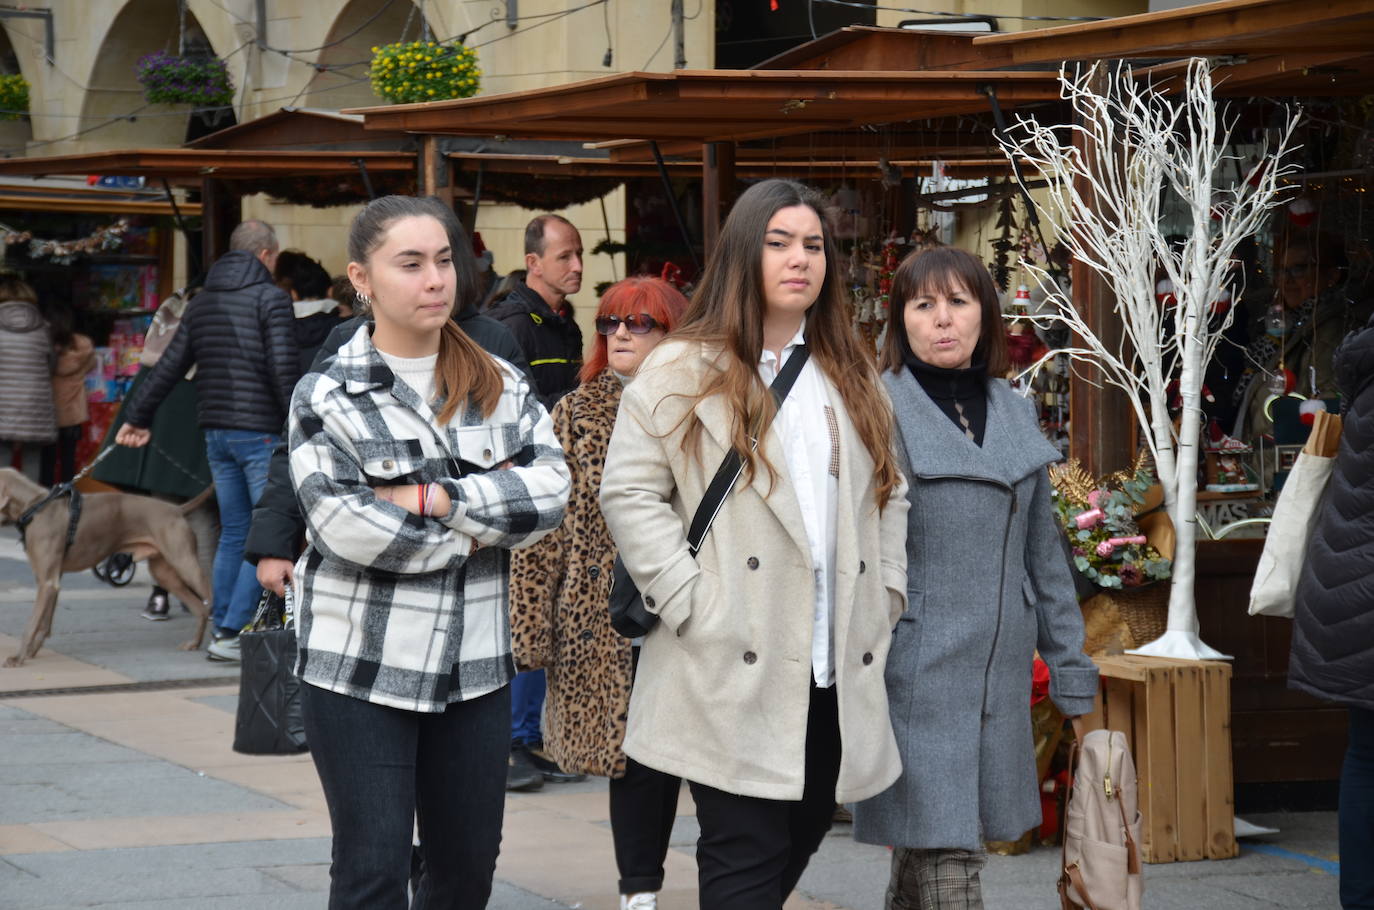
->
[687, 682, 841, 910]
[609, 644, 682, 894]
[39, 424, 81, 487]
[302, 682, 510, 910]
[610, 755, 682, 894]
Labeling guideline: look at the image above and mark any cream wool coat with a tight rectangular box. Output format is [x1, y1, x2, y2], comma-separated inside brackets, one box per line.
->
[600, 339, 909, 803]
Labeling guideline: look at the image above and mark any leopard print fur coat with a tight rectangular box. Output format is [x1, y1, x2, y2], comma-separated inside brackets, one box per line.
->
[509, 368, 634, 778]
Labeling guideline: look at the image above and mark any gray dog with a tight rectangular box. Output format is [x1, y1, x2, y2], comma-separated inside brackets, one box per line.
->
[0, 468, 212, 667]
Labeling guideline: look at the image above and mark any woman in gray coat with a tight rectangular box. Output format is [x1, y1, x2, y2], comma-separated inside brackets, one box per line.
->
[0, 277, 57, 479]
[853, 247, 1099, 909]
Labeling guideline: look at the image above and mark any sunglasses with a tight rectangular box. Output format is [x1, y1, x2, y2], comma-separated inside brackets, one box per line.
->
[595, 313, 662, 335]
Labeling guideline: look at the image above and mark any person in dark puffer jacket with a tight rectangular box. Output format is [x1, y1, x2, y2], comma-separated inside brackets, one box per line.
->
[116, 220, 299, 662]
[1292, 306, 1374, 910]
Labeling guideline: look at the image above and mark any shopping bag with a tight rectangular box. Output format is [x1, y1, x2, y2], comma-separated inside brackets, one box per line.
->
[232, 588, 308, 755]
[1248, 411, 1342, 619]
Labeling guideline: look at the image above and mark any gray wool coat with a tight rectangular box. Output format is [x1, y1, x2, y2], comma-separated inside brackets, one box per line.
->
[853, 369, 1099, 850]
[0, 300, 56, 444]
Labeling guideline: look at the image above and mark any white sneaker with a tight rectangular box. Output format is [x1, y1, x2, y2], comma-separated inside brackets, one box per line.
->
[206, 635, 241, 662]
[620, 894, 657, 910]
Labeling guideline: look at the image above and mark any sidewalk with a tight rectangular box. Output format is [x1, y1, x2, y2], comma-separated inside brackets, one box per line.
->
[0, 527, 1343, 908]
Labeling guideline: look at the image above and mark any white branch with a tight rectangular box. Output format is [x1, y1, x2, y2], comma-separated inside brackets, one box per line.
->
[997, 58, 1301, 660]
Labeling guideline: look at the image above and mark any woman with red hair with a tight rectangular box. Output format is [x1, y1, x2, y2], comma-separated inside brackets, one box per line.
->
[509, 276, 688, 910]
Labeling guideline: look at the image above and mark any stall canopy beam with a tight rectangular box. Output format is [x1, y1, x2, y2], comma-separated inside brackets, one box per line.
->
[346, 70, 1065, 144]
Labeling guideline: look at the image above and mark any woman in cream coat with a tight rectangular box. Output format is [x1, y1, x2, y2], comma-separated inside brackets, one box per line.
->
[601, 178, 908, 910]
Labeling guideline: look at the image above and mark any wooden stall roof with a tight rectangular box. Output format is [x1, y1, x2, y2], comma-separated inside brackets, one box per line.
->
[755, 26, 1012, 73]
[186, 107, 412, 150]
[0, 176, 202, 215]
[972, 0, 1374, 96]
[448, 150, 1010, 179]
[0, 148, 416, 180]
[345, 69, 1064, 143]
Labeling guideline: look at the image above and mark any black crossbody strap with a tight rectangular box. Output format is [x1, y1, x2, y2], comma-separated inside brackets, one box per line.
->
[687, 344, 810, 555]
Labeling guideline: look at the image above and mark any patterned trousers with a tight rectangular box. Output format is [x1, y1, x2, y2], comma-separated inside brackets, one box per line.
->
[885, 846, 988, 910]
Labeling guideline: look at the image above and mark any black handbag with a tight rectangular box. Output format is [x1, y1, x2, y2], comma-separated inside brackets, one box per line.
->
[232, 587, 309, 755]
[609, 345, 811, 638]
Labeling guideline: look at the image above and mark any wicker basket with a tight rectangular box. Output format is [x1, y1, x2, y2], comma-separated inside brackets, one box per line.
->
[1081, 583, 1169, 653]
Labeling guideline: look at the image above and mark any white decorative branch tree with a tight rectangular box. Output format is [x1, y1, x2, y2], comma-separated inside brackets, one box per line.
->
[999, 58, 1300, 660]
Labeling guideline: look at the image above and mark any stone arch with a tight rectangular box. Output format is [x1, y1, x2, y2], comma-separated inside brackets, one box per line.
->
[0, 24, 33, 148]
[302, 0, 433, 111]
[78, 0, 237, 150]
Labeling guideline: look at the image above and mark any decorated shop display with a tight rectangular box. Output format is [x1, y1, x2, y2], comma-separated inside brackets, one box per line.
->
[370, 40, 481, 105]
[998, 58, 1300, 660]
[1, 218, 129, 264]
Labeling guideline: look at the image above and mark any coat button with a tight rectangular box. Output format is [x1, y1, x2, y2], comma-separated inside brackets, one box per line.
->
[581, 629, 594, 641]
[859, 560, 867, 574]
[382, 459, 394, 471]
[588, 566, 600, 578]
[746, 556, 759, 570]
[483, 448, 493, 459]
[644, 595, 655, 609]
[862, 652, 874, 665]
[743, 651, 757, 665]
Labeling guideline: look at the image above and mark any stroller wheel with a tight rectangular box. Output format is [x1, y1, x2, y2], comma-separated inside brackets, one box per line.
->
[92, 553, 137, 587]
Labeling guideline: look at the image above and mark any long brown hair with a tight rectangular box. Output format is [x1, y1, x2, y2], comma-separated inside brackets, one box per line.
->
[881, 245, 1008, 375]
[347, 195, 503, 422]
[671, 179, 899, 510]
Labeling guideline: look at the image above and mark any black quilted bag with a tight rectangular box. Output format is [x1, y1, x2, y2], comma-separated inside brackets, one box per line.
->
[232, 588, 308, 755]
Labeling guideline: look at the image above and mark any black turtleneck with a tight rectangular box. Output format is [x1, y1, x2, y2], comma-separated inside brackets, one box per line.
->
[904, 352, 989, 447]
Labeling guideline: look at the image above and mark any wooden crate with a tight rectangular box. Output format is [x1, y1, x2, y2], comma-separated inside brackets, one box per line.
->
[1082, 654, 1238, 863]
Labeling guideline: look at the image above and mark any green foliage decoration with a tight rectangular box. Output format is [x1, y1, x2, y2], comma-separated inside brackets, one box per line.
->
[370, 40, 481, 105]
[0, 74, 29, 120]
[1050, 457, 1172, 590]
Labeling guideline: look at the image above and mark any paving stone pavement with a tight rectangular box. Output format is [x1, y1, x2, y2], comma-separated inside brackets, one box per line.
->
[0, 527, 1344, 908]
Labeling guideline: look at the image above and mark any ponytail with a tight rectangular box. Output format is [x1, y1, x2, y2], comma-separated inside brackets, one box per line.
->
[436, 319, 503, 422]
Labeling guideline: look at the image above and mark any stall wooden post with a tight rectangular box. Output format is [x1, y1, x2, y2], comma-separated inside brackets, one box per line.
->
[199, 177, 240, 267]
[1067, 66, 1135, 477]
[703, 140, 735, 257]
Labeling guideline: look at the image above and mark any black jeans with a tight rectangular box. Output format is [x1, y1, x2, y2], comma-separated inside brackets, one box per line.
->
[302, 682, 510, 910]
[1343, 707, 1374, 909]
[687, 683, 840, 910]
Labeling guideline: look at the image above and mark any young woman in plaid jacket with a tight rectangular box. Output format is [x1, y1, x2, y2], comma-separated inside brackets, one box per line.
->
[288, 195, 570, 909]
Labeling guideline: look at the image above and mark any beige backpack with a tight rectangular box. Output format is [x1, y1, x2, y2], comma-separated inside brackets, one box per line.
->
[1059, 729, 1144, 910]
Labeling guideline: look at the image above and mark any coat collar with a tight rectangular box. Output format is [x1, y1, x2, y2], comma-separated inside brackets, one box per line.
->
[333, 322, 442, 425]
[884, 368, 1060, 487]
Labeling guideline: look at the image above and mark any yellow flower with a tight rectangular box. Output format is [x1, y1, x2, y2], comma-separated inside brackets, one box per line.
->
[427, 88, 435, 95]
[371, 46, 378, 54]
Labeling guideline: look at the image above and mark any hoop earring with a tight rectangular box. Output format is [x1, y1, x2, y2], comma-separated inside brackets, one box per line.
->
[356, 292, 371, 306]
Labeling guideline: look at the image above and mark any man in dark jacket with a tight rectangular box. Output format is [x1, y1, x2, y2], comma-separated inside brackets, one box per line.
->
[485, 214, 585, 407]
[1292, 308, 1374, 910]
[116, 220, 298, 662]
[484, 214, 588, 790]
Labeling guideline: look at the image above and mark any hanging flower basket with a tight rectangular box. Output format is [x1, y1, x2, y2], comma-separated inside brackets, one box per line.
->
[370, 40, 481, 105]
[0, 74, 29, 120]
[135, 53, 235, 107]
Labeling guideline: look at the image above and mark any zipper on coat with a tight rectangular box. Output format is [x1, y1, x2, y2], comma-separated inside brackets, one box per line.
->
[913, 472, 1015, 723]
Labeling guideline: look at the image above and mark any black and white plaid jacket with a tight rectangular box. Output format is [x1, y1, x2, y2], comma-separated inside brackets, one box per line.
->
[289, 324, 570, 712]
